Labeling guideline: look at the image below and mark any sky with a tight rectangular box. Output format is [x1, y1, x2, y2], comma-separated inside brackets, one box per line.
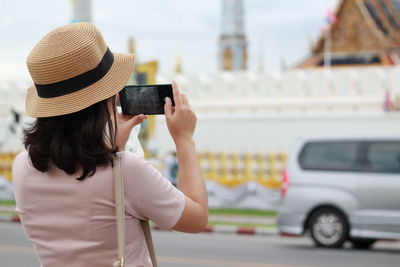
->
[0, 0, 339, 80]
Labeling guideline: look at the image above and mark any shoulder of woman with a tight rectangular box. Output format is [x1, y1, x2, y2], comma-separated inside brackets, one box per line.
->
[12, 150, 29, 166]
[120, 151, 148, 168]
[12, 151, 31, 181]
[121, 150, 143, 161]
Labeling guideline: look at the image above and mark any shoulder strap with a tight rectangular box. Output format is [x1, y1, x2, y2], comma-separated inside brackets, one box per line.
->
[141, 220, 158, 267]
[113, 152, 125, 267]
[113, 152, 158, 267]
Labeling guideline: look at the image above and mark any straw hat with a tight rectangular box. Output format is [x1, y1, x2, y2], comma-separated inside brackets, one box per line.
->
[26, 22, 135, 118]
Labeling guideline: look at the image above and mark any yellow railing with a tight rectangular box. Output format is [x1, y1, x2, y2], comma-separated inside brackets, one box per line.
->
[0, 152, 18, 181]
[1, 150, 289, 190]
[197, 151, 288, 189]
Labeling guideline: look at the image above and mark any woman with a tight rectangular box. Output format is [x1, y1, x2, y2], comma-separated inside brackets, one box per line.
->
[12, 22, 208, 267]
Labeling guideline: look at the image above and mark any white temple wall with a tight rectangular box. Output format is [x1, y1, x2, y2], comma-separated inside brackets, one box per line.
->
[152, 112, 400, 157]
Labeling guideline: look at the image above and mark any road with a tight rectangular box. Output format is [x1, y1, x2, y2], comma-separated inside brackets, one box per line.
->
[0, 222, 399, 267]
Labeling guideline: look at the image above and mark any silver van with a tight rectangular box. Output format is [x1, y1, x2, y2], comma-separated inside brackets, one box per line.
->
[278, 137, 400, 249]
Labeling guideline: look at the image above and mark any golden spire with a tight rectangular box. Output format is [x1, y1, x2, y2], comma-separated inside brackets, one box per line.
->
[174, 51, 183, 74]
[127, 37, 136, 54]
[127, 37, 137, 85]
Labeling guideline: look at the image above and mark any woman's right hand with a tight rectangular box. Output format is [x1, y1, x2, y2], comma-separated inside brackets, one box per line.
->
[164, 81, 208, 233]
[164, 81, 197, 143]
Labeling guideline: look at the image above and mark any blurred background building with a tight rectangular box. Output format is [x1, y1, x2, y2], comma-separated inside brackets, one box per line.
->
[219, 0, 247, 70]
[298, 0, 400, 68]
[1, 0, 400, 208]
[70, 0, 92, 23]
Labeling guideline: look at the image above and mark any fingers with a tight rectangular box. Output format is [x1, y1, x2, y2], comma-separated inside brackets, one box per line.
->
[117, 111, 147, 126]
[164, 97, 173, 119]
[172, 80, 182, 107]
[181, 94, 189, 106]
[129, 114, 147, 127]
[172, 81, 191, 108]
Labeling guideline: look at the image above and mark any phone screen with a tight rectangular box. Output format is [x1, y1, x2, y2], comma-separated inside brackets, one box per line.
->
[119, 84, 174, 115]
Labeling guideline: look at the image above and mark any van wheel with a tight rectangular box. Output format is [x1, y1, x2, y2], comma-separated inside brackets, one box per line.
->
[309, 208, 348, 248]
[349, 238, 377, 249]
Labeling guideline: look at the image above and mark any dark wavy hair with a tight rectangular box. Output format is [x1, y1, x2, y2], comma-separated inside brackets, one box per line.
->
[23, 96, 118, 180]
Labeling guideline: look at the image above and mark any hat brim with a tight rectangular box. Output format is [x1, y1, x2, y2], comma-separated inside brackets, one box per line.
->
[26, 52, 135, 118]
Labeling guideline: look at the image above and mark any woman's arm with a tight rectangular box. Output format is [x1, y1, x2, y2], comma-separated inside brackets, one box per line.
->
[164, 81, 208, 233]
[115, 81, 208, 233]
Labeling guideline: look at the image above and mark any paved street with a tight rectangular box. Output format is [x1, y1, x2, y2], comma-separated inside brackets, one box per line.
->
[0, 222, 400, 267]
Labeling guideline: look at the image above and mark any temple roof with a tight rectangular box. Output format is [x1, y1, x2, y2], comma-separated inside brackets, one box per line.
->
[297, 0, 400, 68]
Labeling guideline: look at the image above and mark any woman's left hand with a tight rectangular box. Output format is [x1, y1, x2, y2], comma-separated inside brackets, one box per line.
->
[115, 111, 147, 151]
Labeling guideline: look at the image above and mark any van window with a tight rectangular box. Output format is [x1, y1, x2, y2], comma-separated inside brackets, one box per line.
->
[366, 142, 400, 173]
[299, 142, 359, 171]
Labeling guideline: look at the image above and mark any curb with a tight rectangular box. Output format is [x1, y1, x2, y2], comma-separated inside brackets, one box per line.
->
[203, 225, 278, 236]
[0, 214, 20, 223]
[152, 224, 277, 236]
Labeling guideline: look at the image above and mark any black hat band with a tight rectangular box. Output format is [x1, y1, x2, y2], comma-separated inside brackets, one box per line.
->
[35, 47, 114, 98]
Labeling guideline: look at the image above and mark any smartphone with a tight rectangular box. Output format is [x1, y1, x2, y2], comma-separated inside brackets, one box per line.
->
[119, 84, 175, 115]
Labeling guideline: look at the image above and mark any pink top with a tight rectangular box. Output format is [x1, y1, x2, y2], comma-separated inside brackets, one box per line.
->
[12, 151, 185, 267]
